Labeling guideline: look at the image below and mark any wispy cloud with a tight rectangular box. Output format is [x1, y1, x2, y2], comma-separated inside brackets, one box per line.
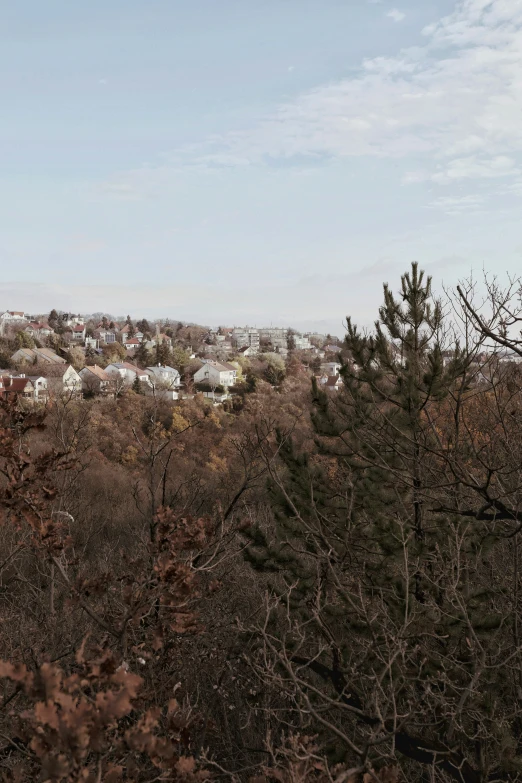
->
[387, 9, 406, 22]
[428, 194, 486, 214]
[103, 0, 522, 203]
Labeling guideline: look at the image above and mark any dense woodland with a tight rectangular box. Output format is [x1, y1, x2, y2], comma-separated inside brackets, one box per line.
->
[2, 265, 522, 782]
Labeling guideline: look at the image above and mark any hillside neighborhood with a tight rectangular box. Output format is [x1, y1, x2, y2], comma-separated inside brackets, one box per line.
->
[0, 309, 349, 404]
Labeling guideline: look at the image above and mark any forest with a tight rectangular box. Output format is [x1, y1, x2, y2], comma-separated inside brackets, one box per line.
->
[2, 263, 522, 783]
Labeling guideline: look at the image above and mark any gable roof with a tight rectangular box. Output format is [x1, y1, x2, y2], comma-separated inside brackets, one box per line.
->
[13, 348, 36, 360]
[82, 365, 109, 381]
[201, 361, 236, 373]
[40, 364, 75, 378]
[0, 376, 33, 392]
[326, 375, 343, 387]
[108, 362, 146, 374]
[146, 365, 179, 374]
[27, 321, 51, 330]
[324, 345, 343, 353]
[35, 348, 66, 363]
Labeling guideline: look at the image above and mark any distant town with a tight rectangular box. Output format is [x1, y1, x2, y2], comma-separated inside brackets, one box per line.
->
[0, 309, 347, 404]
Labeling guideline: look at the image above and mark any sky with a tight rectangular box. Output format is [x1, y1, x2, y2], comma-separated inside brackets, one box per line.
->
[2, 0, 522, 335]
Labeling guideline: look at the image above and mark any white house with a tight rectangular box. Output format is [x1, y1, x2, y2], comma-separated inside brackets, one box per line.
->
[325, 375, 343, 392]
[105, 362, 151, 389]
[237, 345, 255, 357]
[94, 329, 116, 344]
[25, 375, 49, 401]
[294, 335, 312, 351]
[42, 365, 82, 397]
[123, 337, 142, 350]
[146, 365, 181, 400]
[70, 324, 86, 341]
[322, 362, 342, 377]
[194, 361, 237, 388]
[0, 311, 27, 336]
[25, 321, 54, 340]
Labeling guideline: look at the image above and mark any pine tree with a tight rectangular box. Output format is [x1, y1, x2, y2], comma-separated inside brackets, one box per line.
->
[155, 339, 171, 366]
[242, 265, 508, 772]
[134, 342, 152, 368]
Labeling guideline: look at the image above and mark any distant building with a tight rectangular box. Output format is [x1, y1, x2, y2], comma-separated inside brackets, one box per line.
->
[11, 347, 66, 365]
[194, 361, 237, 388]
[293, 335, 312, 351]
[71, 324, 86, 341]
[0, 311, 27, 335]
[232, 327, 260, 353]
[25, 321, 54, 339]
[324, 344, 343, 354]
[146, 365, 181, 400]
[41, 365, 83, 397]
[325, 375, 343, 391]
[0, 375, 38, 402]
[321, 362, 342, 376]
[259, 327, 287, 350]
[80, 365, 112, 395]
[105, 362, 151, 390]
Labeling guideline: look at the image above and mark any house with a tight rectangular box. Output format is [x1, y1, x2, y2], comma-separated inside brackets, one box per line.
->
[25, 375, 49, 401]
[105, 362, 151, 389]
[321, 362, 342, 376]
[324, 344, 343, 354]
[11, 348, 66, 365]
[325, 375, 343, 391]
[193, 361, 237, 389]
[123, 337, 142, 350]
[80, 365, 112, 395]
[149, 330, 173, 347]
[146, 365, 181, 387]
[237, 345, 255, 357]
[0, 375, 37, 402]
[93, 329, 116, 344]
[71, 324, 86, 341]
[0, 311, 27, 335]
[146, 365, 181, 400]
[294, 335, 312, 351]
[42, 365, 82, 397]
[25, 321, 54, 339]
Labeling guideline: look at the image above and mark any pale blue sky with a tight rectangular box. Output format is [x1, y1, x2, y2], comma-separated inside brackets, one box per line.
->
[2, 0, 522, 334]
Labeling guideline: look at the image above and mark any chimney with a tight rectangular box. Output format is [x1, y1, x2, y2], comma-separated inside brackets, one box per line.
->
[156, 323, 160, 337]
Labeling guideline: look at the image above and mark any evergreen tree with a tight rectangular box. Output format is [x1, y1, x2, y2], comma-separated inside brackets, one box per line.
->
[134, 342, 152, 368]
[155, 339, 171, 366]
[137, 318, 151, 335]
[132, 376, 143, 394]
[242, 265, 512, 775]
